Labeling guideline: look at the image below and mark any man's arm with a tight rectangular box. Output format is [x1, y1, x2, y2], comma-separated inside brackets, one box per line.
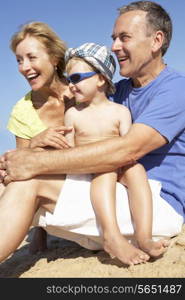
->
[0, 123, 167, 183]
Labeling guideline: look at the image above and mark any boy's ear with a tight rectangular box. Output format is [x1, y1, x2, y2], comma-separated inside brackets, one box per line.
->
[97, 74, 106, 88]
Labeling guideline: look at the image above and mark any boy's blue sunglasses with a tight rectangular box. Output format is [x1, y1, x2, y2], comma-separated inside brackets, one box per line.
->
[67, 71, 97, 84]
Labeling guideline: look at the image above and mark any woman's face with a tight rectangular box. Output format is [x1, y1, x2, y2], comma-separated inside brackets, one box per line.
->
[15, 36, 57, 91]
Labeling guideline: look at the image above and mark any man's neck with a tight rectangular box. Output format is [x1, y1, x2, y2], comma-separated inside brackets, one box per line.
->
[132, 60, 166, 88]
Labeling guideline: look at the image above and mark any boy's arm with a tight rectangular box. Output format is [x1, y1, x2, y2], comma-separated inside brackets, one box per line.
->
[117, 106, 153, 232]
[118, 105, 150, 182]
[117, 104, 152, 198]
[118, 105, 132, 137]
[64, 108, 75, 147]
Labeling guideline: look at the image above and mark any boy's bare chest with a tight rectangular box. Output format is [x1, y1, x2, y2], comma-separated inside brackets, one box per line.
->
[74, 111, 120, 138]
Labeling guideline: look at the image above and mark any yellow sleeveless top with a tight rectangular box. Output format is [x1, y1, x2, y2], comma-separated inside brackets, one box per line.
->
[7, 92, 47, 139]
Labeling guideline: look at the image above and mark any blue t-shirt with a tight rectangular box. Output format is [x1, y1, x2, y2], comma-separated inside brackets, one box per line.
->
[112, 66, 185, 220]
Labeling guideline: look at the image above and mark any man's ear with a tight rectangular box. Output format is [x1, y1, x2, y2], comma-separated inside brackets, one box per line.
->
[151, 30, 164, 53]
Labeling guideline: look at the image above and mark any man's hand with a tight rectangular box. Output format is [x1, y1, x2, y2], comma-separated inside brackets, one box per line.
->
[0, 149, 40, 184]
[0, 170, 8, 184]
[0, 150, 15, 184]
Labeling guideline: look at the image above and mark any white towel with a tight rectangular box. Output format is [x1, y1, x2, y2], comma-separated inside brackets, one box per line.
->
[32, 175, 183, 249]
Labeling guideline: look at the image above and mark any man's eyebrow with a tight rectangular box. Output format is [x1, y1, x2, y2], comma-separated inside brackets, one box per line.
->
[111, 31, 127, 39]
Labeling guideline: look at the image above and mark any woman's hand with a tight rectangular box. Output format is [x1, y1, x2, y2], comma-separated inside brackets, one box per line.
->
[30, 126, 73, 150]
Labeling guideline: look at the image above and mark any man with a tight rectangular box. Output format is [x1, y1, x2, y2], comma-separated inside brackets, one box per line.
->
[1, 1, 185, 253]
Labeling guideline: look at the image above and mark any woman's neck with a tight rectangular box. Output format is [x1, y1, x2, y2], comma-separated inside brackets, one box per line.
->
[31, 80, 68, 108]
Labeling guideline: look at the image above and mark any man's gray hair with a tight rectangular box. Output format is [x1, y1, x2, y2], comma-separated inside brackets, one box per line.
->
[118, 1, 172, 56]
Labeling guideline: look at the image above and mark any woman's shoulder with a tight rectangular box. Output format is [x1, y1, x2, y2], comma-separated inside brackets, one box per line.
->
[8, 91, 46, 138]
[13, 91, 32, 109]
[9, 91, 40, 125]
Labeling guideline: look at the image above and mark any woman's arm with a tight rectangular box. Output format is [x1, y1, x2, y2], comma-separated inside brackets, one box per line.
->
[16, 136, 30, 148]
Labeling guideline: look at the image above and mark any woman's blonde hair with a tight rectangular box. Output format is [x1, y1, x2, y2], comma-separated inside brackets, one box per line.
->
[10, 21, 67, 79]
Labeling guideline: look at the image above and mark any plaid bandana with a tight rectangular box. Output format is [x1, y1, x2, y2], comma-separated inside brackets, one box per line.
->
[65, 43, 116, 94]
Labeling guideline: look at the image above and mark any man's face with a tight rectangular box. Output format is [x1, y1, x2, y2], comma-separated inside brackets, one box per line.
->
[111, 10, 155, 82]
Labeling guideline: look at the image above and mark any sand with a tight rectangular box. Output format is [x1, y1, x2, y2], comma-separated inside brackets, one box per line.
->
[0, 225, 185, 278]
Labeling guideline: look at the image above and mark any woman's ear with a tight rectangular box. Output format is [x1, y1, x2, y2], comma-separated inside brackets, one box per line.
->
[51, 55, 59, 67]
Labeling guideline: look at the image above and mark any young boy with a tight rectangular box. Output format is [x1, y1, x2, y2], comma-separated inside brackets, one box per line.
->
[0, 43, 168, 266]
[64, 43, 168, 265]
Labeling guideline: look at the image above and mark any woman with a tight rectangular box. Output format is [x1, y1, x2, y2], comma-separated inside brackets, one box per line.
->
[7, 21, 74, 253]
